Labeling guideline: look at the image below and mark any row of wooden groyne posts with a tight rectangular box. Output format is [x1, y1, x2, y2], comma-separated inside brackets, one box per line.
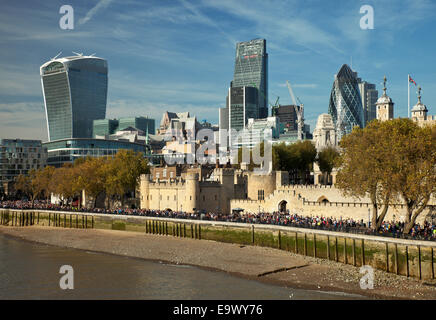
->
[0, 208, 435, 281]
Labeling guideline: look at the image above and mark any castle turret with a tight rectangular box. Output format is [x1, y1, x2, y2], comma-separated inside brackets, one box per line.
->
[376, 76, 394, 121]
[140, 174, 150, 209]
[185, 171, 199, 212]
[411, 86, 428, 122]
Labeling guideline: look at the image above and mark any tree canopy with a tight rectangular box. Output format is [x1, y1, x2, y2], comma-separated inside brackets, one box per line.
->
[336, 119, 436, 233]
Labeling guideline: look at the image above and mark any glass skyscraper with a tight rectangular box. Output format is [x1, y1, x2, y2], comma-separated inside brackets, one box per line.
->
[328, 64, 364, 140]
[232, 39, 268, 119]
[40, 55, 108, 141]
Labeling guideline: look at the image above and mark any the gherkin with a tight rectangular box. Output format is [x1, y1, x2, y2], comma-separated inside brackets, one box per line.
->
[328, 64, 364, 140]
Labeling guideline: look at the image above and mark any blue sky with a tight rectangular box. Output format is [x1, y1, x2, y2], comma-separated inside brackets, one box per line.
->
[1, 0, 436, 141]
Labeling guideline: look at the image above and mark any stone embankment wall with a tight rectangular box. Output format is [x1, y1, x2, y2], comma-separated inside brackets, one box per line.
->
[1, 208, 436, 281]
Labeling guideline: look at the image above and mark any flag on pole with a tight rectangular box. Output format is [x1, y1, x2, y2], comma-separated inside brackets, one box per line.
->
[409, 75, 417, 86]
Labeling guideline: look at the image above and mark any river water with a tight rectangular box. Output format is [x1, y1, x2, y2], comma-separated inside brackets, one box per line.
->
[0, 233, 364, 300]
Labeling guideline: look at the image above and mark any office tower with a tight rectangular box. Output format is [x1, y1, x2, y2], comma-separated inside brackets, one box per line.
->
[0, 139, 47, 194]
[232, 39, 268, 118]
[274, 105, 299, 131]
[40, 54, 108, 141]
[93, 119, 119, 137]
[118, 117, 155, 134]
[358, 81, 378, 125]
[328, 64, 364, 140]
[227, 86, 258, 131]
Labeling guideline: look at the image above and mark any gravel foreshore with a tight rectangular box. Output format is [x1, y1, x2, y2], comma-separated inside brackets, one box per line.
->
[1, 226, 436, 300]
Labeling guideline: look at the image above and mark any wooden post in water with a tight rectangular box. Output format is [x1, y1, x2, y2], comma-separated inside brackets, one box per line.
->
[353, 239, 356, 266]
[278, 230, 281, 250]
[92, 216, 94, 229]
[313, 234, 316, 258]
[335, 237, 338, 262]
[361, 239, 365, 266]
[406, 246, 409, 277]
[184, 224, 186, 238]
[198, 224, 201, 240]
[304, 233, 307, 256]
[295, 233, 298, 254]
[76, 215, 78, 228]
[385, 243, 389, 272]
[251, 225, 255, 244]
[191, 225, 194, 238]
[344, 238, 347, 264]
[432, 247, 435, 280]
[418, 246, 422, 280]
[395, 244, 399, 275]
[165, 222, 168, 235]
[64, 214, 66, 228]
[327, 236, 330, 260]
[85, 215, 87, 229]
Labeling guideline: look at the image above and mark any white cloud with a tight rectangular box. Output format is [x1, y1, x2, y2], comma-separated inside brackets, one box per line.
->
[78, 0, 114, 26]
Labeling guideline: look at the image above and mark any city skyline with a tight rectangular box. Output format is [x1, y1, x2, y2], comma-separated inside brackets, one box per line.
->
[1, 0, 436, 140]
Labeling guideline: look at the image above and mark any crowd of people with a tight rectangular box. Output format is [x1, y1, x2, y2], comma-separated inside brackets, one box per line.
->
[1, 200, 435, 241]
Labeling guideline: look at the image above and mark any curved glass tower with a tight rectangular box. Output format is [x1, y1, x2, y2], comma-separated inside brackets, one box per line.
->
[40, 55, 108, 141]
[328, 64, 364, 140]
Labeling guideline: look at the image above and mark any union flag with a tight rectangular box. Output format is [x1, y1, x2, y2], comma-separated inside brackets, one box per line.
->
[409, 75, 417, 85]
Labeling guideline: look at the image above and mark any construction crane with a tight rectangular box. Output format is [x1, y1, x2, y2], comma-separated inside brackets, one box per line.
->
[286, 80, 304, 141]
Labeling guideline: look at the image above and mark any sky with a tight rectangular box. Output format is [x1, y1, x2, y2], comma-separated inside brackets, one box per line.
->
[1, 0, 436, 141]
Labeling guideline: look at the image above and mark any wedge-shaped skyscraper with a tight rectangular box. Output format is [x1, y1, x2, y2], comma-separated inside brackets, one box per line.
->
[40, 55, 108, 141]
[328, 64, 364, 140]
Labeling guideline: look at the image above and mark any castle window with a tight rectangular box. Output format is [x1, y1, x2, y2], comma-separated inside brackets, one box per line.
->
[163, 169, 167, 177]
[258, 190, 265, 200]
[190, 196, 192, 200]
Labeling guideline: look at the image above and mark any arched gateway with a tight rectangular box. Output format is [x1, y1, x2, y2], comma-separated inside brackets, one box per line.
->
[278, 200, 287, 213]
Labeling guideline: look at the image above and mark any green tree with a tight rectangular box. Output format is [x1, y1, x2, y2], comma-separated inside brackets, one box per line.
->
[76, 157, 108, 208]
[317, 146, 340, 185]
[384, 120, 436, 234]
[337, 119, 436, 233]
[50, 163, 82, 205]
[336, 120, 392, 230]
[15, 168, 45, 207]
[104, 150, 150, 208]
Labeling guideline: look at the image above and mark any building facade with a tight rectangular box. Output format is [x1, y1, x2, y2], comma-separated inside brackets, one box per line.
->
[0, 139, 47, 194]
[328, 64, 365, 140]
[40, 55, 108, 141]
[358, 81, 378, 125]
[93, 117, 155, 137]
[43, 138, 147, 167]
[232, 39, 268, 119]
